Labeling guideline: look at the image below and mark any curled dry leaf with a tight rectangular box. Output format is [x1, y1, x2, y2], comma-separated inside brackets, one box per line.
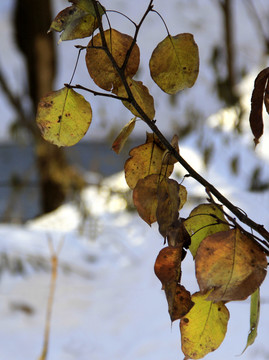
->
[195, 229, 267, 302]
[155, 246, 192, 321]
[249, 67, 269, 146]
[124, 133, 173, 189]
[184, 203, 230, 258]
[49, 5, 99, 42]
[112, 117, 136, 154]
[36, 87, 92, 147]
[86, 29, 140, 92]
[154, 246, 182, 285]
[115, 78, 155, 120]
[167, 219, 191, 249]
[156, 178, 180, 238]
[242, 288, 260, 353]
[162, 134, 179, 165]
[149, 33, 199, 94]
[180, 291, 229, 359]
[133, 174, 159, 225]
[168, 284, 194, 322]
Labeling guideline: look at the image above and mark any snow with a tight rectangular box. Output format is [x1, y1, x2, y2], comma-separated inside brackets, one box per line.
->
[0, 0, 269, 359]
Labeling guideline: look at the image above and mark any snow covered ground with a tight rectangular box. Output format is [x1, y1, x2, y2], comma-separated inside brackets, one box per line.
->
[1, 0, 269, 359]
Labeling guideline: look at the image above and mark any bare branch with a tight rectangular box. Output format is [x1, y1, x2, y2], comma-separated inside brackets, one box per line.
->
[64, 83, 129, 101]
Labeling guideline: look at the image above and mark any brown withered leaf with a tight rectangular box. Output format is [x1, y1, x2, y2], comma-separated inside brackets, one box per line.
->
[264, 79, 269, 114]
[85, 29, 140, 92]
[167, 219, 191, 248]
[156, 178, 180, 238]
[124, 133, 173, 189]
[167, 284, 194, 321]
[195, 229, 267, 302]
[249, 67, 269, 146]
[154, 246, 192, 322]
[133, 174, 159, 225]
[154, 246, 182, 285]
[112, 117, 136, 154]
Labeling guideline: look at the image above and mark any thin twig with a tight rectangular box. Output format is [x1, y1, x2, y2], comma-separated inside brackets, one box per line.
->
[90, 0, 269, 245]
[64, 83, 129, 100]
[0, 67, 37, 136]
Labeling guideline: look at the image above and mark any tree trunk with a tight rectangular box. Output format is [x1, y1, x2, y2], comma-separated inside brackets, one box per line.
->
[14, 0, 74, 213]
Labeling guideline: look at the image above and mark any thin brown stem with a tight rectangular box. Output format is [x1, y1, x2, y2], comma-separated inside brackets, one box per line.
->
[64, 83, 128, 101]
[90, 0, 269, 245]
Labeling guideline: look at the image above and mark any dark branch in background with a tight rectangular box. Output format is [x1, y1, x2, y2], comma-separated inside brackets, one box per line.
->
[245, 0, 269, 54]
[0, 67, 38, 136]
[91, 0, 269, 246]
[220, 0, 235, 88]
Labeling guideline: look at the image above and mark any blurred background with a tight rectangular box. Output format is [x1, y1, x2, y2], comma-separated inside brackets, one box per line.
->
[1, 2, 269, 359]
[0, 0, 269, 222]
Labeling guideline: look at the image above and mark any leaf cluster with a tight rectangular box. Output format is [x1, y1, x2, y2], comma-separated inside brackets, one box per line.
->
[35, 1, 268, 359]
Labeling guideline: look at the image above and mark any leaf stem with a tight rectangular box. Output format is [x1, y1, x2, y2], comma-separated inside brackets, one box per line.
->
[91, 0, 269, 246]
[64, 83, 129, 101]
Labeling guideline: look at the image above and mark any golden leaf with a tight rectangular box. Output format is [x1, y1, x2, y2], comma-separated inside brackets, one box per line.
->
[124, 133, 173, 190]
[180, 292, 229, 359]
[112, 117, 136, 154]
[184, 204, 230, 258]
[149, 33, 199, 94]
[36, 87, 92, 147]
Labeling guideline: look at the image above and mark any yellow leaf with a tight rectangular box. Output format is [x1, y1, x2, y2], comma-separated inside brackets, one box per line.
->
[184, 204, 230, 258]
[242, 288, 260, 353]
[179, 185, 187, 210]
[180, 292, 229, 359]
[195, 229, 267, 302]
[86, 29, 140, 91]
[36, 87, 92, 147]
[124, 133, 173, 189]
[71, 0, 105, 16]
[112, 117, 136, 154]
[149, 33, 199, 94]
[49, 6, 98, 42]
[116, 78, 155, 120]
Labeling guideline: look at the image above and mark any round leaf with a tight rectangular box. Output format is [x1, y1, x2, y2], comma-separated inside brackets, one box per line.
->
[195, 229, 267, 302]
[149, 33, 199, 94]
[36, 87, 92, 147]
[86, 29, 140, 91]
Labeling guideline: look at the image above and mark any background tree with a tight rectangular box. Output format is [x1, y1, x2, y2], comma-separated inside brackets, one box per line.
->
[13, 0, 82, 213]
